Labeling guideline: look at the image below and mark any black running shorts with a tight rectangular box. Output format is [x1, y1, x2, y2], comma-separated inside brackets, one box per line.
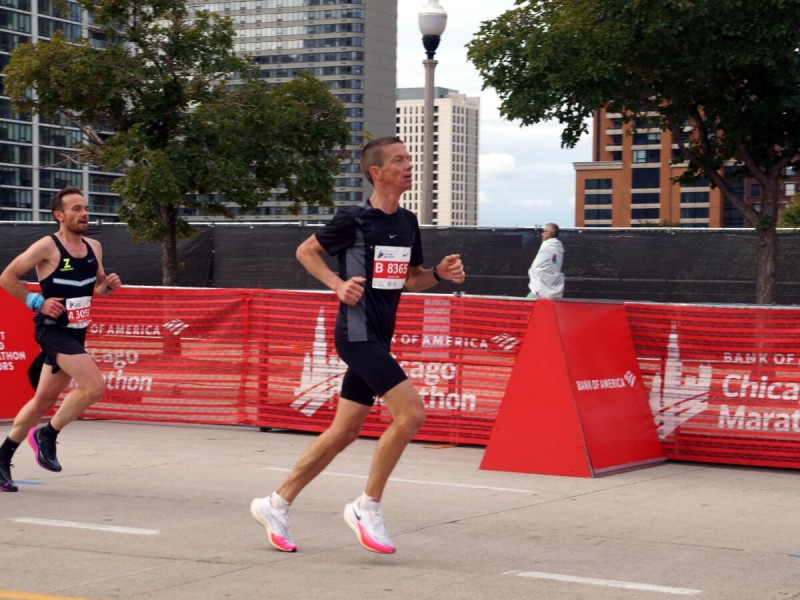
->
[34, 324, 88, 374]
[335, 339, 408, 406]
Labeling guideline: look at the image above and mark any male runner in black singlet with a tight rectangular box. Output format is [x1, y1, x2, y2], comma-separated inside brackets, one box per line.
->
[0, 186, 122, 492]
[251, 137, 466, 554]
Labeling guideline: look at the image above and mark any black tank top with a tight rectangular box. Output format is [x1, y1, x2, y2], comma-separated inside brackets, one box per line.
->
[37, 234, 98, 328]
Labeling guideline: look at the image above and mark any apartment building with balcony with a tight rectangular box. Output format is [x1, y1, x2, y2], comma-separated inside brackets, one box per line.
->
[574, 107, 800, 228]
[0, 0, 120, 222]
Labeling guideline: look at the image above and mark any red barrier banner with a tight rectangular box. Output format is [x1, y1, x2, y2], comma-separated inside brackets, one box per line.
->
[80, 287, 254, 424]
[247, 291, 533, 443]
[626, 303, 800, 469]
[8, 285, 800, 471]
[0, 292, 40, 419]
[70, 288, 533, 445]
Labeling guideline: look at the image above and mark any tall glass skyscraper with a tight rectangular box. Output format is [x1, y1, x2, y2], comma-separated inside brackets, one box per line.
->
[187, 0, 397, 222]
[1, 0, 396, 223]
[0, 0, 121, 222]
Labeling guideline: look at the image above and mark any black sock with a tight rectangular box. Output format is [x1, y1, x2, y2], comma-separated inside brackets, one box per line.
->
[0, 437, 21, 464]
[42, 422, 60, 439]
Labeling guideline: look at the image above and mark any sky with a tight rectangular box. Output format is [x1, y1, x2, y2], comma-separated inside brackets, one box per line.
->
[396, 0, 592, 228]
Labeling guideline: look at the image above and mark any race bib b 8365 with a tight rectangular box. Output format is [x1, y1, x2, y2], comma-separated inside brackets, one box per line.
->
[372, 245, 411, 290]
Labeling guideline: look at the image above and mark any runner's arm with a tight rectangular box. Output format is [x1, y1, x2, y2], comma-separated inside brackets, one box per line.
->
[87, 239, 121, 295]
[296, 234, 364, 306]
[0, 237, 54, 303]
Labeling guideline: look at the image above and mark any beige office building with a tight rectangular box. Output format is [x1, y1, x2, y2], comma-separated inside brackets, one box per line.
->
[396, 87, 479, 226]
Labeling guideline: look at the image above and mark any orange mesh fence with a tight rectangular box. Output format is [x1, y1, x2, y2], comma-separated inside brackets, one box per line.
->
[82, 287, 255, 424]
[19, 286, 800, 468]
[82, 287, 533, 445]
[625, 302, 800, 468]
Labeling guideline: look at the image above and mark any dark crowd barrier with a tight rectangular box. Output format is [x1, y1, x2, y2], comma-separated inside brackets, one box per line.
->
[3, 222, 800, 303]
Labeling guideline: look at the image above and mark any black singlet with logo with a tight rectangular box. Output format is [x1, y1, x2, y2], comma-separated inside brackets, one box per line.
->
[36, 234, 98, 328]
[315, 199, 423, 347]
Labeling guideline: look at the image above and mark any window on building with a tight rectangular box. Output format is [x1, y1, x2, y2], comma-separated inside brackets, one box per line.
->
[1, 0, 32, 10]
[0, 209, 32, 221]
[39, 169, 82, 189]
[0, 8, 32, 33]
[0, 187, 32, 208]
[632, 132, 660, 145]
[584, 194, 612, 206]
[680, 207, 709, 219]
[631, 208, 660, 220]
[680, 175, 710, 188]
[585, 178, 612, 190]
[631, 168, 660, 188]
[0, 122, 32, 143]
[0, 165, 32, 186]
[0, 31, 31, 53]
[632, 149, 660, 163]
[680, 191, 710, 204]
[585, 209, 612, 220]
[631, 193, 660, 205]
[0, 144, 32, 164]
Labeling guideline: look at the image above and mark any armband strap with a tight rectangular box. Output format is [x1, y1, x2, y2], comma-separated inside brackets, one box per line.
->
[25, 292, 44, 312]
[432, 266, 442, 282]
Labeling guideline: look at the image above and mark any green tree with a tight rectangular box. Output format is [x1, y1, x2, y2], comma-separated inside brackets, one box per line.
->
[467, 0, 800, 304]
[779, 193, 800, 228]
[3, 0, 349, 285]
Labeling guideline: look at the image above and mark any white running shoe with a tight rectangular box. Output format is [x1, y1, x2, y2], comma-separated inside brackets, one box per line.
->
[250, 495, 297, 552]
[343, 498, 396, 554]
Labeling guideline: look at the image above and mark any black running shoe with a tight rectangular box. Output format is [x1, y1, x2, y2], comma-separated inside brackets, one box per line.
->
[28, 427, 62, 472]
[0, 460, 18, 492]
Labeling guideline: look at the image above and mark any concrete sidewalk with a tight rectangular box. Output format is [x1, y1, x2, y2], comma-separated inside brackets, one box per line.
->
[1, 420, 799, 599]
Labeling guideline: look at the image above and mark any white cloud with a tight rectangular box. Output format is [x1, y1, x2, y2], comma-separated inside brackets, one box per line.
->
[517, 162, 576, 177]
[512, 197, 554, 208]
[480, 153, 519, 179]
[398, 0, 592, 227]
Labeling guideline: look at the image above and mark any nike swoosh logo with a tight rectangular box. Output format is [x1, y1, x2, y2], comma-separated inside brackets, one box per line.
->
[353, 506, 362, 521]
[88, 259, 95, 263]
[389, 234, 397, 239]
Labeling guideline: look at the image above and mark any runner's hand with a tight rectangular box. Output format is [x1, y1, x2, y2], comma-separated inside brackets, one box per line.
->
[103, 273, 122, 291]
[336, 276, 366, 306]
[41, 297, 65, 319]
[438, 254, 466, 284]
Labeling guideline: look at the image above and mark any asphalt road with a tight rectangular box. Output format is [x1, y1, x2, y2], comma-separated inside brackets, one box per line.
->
[2, 421, 799, 599]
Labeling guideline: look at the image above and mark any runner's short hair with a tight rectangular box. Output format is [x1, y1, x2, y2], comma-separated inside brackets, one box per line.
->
[52, 186, 84, 213]
[361, 137, 404, 185]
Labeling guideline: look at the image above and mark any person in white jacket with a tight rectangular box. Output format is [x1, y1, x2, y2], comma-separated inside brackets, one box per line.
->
[527, 223, 565, 299]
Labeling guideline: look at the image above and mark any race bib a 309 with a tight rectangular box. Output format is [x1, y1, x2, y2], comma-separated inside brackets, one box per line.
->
[372, 245, 410, 290]
[65, 295, 92, 329]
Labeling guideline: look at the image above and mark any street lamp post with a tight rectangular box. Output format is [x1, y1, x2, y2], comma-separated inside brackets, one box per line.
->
[418, 0, 447, 226]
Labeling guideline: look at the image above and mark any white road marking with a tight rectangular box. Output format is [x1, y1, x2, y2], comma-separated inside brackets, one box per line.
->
[8, 518, 159, 536]
[505, 571, 702, 596]
[263, 467, 538, 494]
